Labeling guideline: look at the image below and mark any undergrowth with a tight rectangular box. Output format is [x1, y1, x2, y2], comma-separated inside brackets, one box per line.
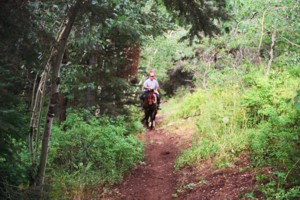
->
[172, 85, 249, 169]
[165, 70, 299, 198]
[47, 107, 144, 199]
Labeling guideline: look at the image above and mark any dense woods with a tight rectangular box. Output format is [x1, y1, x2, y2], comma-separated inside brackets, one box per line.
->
[0, 0, 299, 199]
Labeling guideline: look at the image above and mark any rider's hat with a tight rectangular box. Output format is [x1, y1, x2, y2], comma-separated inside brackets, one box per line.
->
[149, 69, 155, 76]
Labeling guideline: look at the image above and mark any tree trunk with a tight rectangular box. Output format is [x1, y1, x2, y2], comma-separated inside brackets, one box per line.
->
[85, 13, 97, 108]
[266, 30, 276, 77]
[36, 0, 85, 187]
[29, 46, 56, 186]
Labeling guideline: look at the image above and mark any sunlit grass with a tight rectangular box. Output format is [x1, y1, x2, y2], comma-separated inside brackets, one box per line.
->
[163, 85, 251, 169]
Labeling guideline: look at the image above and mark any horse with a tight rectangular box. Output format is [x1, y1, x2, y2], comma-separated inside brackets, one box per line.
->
[142, 89, 158, 129]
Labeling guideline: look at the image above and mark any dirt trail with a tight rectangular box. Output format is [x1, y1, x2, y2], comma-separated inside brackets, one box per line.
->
[107, 117, 179, 200]
[105, 115, 259, 200]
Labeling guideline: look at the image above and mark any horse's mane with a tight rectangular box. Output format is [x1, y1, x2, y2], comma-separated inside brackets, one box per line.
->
[143, 89, 157, 108]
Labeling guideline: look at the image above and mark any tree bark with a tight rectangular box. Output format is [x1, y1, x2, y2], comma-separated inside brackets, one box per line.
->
[29, 46, 56, 186]
[36, 0, 85, 187]
[266, 30, 276, 77]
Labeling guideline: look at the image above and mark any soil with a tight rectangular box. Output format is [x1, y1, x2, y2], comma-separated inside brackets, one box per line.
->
[104, 116, 260, 200]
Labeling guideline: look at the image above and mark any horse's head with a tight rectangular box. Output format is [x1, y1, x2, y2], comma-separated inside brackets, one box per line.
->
[144, 89, 157, 106]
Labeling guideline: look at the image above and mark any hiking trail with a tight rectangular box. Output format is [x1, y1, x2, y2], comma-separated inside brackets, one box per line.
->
[104, 115, 259, 200]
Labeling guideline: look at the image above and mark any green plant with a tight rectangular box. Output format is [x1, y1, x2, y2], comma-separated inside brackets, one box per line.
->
[48, 109, 144, 198]
[257, 172, 300, 199]
[175, 138, 219, 169]
[242, 75, 300, 198]
[170, 85, 251, 169]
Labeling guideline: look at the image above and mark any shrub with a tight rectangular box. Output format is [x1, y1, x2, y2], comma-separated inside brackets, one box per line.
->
[48, 109, 144, 198]
[243, 75, 300, 198]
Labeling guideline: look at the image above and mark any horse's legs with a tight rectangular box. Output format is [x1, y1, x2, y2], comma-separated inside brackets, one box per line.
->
[151, 120, 155, 128]
[145, 110, 149, 128]
[147, 110, 154, 129]
[150, 114, 153, 129]
[149, 113, 153, 129]
[146, 118, 149, 128]
[150, 110, 157, 129]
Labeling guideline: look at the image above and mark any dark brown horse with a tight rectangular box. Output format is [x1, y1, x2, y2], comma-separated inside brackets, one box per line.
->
[142, 89, 158, 129]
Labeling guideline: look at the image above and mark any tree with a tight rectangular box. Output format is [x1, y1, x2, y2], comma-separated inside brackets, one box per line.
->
[28, 0, 231, 190]
[0, 0, 51, 197]
[30, 0, 87, 187]
[163, 0, 229, 41]
[59, 0, 172, 114]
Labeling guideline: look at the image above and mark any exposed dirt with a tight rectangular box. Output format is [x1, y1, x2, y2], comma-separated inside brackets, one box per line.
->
[175, 153, 262, 200]
[105, 116, 179, 200]
[104, 116, 260, 200]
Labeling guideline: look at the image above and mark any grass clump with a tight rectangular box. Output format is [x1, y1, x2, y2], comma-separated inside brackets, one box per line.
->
[173, 85, 249, 169]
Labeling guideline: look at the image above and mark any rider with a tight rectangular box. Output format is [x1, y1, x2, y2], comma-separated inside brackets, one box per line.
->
[140, 69, 161, 109]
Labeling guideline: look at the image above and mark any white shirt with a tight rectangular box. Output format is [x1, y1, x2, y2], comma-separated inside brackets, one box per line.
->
[143, 78, 159, 91]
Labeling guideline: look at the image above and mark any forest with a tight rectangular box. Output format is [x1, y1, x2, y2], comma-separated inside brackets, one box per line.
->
[0, 0, 299, 199]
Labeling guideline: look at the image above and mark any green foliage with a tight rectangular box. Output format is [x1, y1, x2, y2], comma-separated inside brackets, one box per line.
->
[0, 107, 29, 196]
[242, 75, 300, 194]
[48, 109, 143, 197]
[168, 69, 299, 196]
[176, 138, 219, 169]
[170, 86, 250, 169]
[0, 1, 49, 198]
[140, 29, 194, 81]
[173, 90, 206, 119]
[226, 0, 300, 54]
[144, 0, 300, 198]
[256, 172, 300, 199]
[58, 0, 174, 113]
[1, 0, 298, 198]
[163, 0, 229, 41]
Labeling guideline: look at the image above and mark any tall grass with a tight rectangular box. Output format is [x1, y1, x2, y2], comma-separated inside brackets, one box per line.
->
[166, 69, 300, 197]
[173, 85, 250, 169]
[167, 69, 299, 170]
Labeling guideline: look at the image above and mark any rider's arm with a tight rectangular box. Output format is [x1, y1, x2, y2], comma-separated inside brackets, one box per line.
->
[143, 80, 151, 90]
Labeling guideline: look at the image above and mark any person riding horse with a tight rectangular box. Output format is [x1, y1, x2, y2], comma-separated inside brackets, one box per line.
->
[142, 89, 157, 129]
[140, 70, 161, 109]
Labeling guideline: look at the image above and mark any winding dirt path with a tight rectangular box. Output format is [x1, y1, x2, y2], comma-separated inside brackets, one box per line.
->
[107, 117, 179, 200]
[104, 115, 259, 200]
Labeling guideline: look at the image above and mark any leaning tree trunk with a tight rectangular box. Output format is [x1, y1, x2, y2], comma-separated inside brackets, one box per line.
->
[35, 0, 85, 187]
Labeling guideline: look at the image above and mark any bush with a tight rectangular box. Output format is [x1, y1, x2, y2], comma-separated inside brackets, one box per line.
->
[0, 104, 30, 199]
[243, 75, 299, 168]
[243, 75, 300, 198]
[48, 109, 144, 198]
